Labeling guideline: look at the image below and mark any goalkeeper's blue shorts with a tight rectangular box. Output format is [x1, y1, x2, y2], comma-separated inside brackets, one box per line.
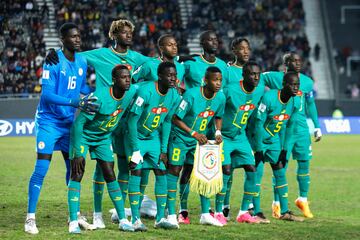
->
[35, 120, 71, 154]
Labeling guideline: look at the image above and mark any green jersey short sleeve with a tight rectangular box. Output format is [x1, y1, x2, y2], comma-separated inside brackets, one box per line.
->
[173, 87, 226, 145]
[132, 57, 185, 86]
[79, 48, 149, 90]
[221, 81, 265, 138]
[183, 55, 227, 89]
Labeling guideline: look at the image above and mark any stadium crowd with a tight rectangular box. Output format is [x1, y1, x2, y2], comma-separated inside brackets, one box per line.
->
[0, 0, 47, 96]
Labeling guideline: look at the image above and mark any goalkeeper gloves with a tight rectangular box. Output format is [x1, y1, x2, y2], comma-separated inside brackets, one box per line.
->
[70, 93, 100, 114]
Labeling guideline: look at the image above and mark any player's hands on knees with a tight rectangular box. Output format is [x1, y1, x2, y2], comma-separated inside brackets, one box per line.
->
[254, 151, 264, 167]
[215, 130, 222, 144]
[44, 48, 59, 65]
[72, 157, 85, 176]
[194, 133, 208, 145]
[159, 153, 168, 168]
[129, 151, 143, 170]
[278, 150, 288, 167]
[314, 128, 322, 142]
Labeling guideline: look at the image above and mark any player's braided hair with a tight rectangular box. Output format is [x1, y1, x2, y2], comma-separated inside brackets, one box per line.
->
[157, 34, 175, 47]
[108, 18, 135, 40]
[230, 37, 250, 50]
[282, 52, 298, 66]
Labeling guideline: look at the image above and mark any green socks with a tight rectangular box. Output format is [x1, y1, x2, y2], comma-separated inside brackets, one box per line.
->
[155, 175, 167, 221]
[200, 195, 211, 214]
[107, 180, 125, 219]
[224, 171, 233, 207]
[139, 170, 150, 208]
[215, 173, 231, 212]
[253, 161, 264, 214]
[273, 168, 289, 214]
[179, 183, 190, 210]
[68, 180, 80, 221]
[117, 155, 129, 200]
[93, 163, 105, 213]
[166, 173, 179, 215]
[241, 171, 256, 211]
[297, 160, 310, 198]
[128, 175, 141, 223]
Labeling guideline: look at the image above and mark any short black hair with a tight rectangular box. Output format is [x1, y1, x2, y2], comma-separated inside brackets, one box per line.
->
[157, 34, 175, 47]
[230, 37, 250, 50]
[243, 61, 260, 73]
[59, 22, 78, 38]
[205, 66, 221, 79]
[112, 64, 129, 80]
[158, 61, 176, 75]
[200, 30, 216, 43]
[283, 71, 299, 84]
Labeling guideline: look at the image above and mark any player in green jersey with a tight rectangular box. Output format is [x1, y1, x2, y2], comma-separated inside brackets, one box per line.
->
[222, 37, 253, 219]
[132, 34, 185, 90]
[262, 52, 321, 218]
[126, 62, 180, 231]
[67, 65, 137, 233]
[251, 71, 304, 222]
[183, 30, 227, 89]
[166, 66, 225, 227]
[223, 38, 251, 85]
[216, 62, 266, 224]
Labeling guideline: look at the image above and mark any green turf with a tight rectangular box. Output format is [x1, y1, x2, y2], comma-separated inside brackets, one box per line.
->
[0, 135, 359, 239]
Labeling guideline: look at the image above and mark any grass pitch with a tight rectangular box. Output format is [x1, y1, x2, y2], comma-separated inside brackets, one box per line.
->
[0, 135, 359, 239]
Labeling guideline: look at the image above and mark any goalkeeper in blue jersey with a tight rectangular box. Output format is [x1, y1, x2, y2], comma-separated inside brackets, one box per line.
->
[25, 23, 99, 235]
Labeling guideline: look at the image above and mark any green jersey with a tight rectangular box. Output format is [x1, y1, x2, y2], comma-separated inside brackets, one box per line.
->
[183, 55, 227, 89]
[223, 64, 243, 85]
[173, 87, 226, 145]
[262, 71, 319, 132]
[132, 57, 185, 86]
[127, 81, 180, 152]
[76, 85, 136, 140]
[222, 81, 265, 139]
[253, 89, 300, 151]
[80, 47, 149, 90]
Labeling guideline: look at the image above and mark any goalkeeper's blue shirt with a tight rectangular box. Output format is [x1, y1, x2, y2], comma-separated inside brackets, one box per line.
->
[36, 50, 88, 125]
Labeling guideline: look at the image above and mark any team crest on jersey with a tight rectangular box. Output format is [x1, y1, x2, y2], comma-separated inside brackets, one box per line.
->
[198, 110, 215, 118]
[273, 114, 290, 121]
[38, 141, 45, 150]
[78, 68, 83, 76]
[111, 109, 123, 116]
[152, 107, 168, 114]
[239, 103, 255, 112]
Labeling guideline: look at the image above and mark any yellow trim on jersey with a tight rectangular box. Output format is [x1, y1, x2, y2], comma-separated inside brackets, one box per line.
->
[110, 46, 128, 55]
[200, 54, 217, 64]
[110, 87, 124, 101]
[155, 81, 166, 96]
[275, 183, 288, 189]
[201, 87, 216, 100]
[240, 80, 255, 94]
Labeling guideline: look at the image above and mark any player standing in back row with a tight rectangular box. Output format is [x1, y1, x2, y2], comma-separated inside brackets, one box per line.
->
[25, 23, 99, 234]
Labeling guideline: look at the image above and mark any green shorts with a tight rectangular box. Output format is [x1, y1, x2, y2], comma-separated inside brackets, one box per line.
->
[288, 131, 312, 161]
[168, 135, 195, 166]
[223, 134, 255, 168]
[262, 140, 281, 165]
[125, 135, 165, 170]
[70, 138, 114, 162]
[112, 121, 127, 156]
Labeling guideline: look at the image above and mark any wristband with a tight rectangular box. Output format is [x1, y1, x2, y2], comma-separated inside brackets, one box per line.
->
[190, 130, 198, 137]
[215, 129, 222, 136]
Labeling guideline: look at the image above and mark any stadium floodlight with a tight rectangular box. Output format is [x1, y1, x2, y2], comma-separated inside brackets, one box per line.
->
[341, 5, 360, 24]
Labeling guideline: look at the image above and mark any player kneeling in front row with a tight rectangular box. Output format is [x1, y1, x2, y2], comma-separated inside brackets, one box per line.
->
[67, 65, 137, 233]
[251, 72, 304, 222]
[126, 62, 181, 231]
[166, 66, 225, 227]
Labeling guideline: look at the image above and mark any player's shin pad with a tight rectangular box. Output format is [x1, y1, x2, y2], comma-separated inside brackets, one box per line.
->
[190, 141, 223, 198]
